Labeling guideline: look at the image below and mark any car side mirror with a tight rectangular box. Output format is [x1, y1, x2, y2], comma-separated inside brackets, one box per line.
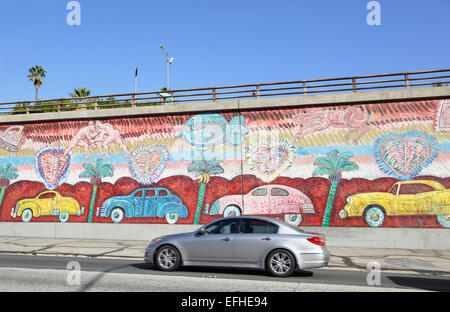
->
[197, 228, 206, 236]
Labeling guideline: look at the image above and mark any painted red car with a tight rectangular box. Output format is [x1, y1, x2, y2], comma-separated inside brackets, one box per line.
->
[207, 184, 315, 226]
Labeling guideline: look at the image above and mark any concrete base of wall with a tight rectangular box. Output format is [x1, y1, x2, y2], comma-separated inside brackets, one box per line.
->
[0, 223, 448, 250]
[305, 227, 449, 250]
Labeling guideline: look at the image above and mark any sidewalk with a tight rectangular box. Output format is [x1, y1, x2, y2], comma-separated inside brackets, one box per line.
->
[0, 236, 449, 276]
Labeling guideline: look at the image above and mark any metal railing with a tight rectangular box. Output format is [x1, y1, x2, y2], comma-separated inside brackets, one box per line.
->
[2, 68, 449, 115]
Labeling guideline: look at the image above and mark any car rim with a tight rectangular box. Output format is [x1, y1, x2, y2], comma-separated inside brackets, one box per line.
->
[59, 213, 69, 223]
[269, 252, 292, 274]
[365, 207, 384, 227]
[224, 206, 240, 217]
[437, 215, 450, 228]
[166, 213, 179, 224]
[158, 248, 177, 269]
[111, 209, 123, 223]
[22, 210, 32, 222]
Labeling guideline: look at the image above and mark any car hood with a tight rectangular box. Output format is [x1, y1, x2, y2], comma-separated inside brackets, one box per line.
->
[102, 196, 129, 206]
[349, 192, 393, 200]
[155, 232, 196, 241]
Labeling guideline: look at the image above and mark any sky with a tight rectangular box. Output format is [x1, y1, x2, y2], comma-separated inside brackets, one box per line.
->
[0, 0, 449, 103]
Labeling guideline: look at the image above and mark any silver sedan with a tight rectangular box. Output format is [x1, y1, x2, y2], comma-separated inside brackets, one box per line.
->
[144, 216, 329, 277]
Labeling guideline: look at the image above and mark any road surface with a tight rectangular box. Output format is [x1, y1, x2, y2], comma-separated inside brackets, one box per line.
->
[0, 254, 449, 292]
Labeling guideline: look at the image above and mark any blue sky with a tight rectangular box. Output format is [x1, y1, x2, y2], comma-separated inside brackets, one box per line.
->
[0, 0, 449, 103]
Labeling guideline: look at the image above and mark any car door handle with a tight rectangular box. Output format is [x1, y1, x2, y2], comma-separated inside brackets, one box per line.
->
[221, 237, 231, 241]
[262, 237, 271, 241]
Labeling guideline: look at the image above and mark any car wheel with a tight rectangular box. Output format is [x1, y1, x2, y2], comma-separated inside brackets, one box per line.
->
[365, 207, 385, 227]
[155, 245, 181, 272]
[266, 249, 296, 277]
[165, 212, 179, 224]
[223, 205, 241, 217]
[437, 215, 450, 228]
[110, 208, 124, 224]
[284, 213, 302, 226]
[59, 212, 70, 223]
[21, 209, 33, 223]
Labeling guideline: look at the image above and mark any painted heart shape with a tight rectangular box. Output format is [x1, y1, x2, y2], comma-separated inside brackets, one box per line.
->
[246, 138, 295, 183]
[35, 148, 71, 189]
[129, 146, 169, 184]
[374, 131, 438, 180]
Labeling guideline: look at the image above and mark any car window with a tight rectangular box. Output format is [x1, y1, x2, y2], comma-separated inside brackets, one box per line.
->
[146, 190, 156, 197]
[398, 184, 435, 195]
[158, 190, 168, 197]
[204, 219, 240, 234]
[239, 219, 278, 234]
[39, 192, 56, 199]
[389, 185, 398, 195]
[271, 188, 289, 196]
[252, 188, 267, 196]
[280, 221, 305, 233]
[134, 191, 143, 198]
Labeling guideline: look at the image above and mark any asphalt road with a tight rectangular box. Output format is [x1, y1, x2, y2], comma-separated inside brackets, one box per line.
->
[0, 254, 449, 293]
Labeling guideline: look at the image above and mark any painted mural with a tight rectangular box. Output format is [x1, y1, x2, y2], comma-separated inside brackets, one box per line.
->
[0, 98, 449, 228]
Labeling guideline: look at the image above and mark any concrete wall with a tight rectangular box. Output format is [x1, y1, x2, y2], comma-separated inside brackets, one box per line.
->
[0, 86, 449, 249]
[0, 222, 448, 250]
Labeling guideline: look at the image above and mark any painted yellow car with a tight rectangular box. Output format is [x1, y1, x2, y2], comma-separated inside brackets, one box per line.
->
[339, 180, 450, 228]
[10, 191, 84, 223]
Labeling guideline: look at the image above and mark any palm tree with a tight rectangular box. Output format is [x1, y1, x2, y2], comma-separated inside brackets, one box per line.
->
[79, 159, 114, 223]
[312, 150, 358, 227]
[70, 88, 92, 110]
[28, 66, 47, 101]
[188, 157, 224, 224]
[69, 88, 91, 98]
[0, 163, 18, 208]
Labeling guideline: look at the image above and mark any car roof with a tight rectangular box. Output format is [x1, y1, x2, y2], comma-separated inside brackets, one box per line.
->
[394, 180, 445, 190]
[135, 187, 168, 191]
[213, 215, 285, 226]
[252, 184, 294, 190]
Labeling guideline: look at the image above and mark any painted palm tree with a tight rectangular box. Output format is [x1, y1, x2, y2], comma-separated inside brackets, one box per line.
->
[312, 150, 358, 227]
[0, 163, 18, 208]
[28, 66, 47, 101]
[188, 157, 224, 224]
[79, 159, 114, 223]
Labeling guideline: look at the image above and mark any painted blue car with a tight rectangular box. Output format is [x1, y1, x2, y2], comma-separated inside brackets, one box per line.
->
[98, 187, 188, 224]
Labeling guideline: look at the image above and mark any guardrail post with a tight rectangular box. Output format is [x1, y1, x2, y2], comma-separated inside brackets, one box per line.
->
[303, 81, 307, 95]
[212, 88, 216, 102]
[26, 102, 30, 114]
[352, 77, 357, 93]
[405, 74, 410, 88]
[255, 85, 260, 98]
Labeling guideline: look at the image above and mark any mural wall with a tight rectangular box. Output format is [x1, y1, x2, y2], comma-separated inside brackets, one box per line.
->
[0, 98, 449, 228]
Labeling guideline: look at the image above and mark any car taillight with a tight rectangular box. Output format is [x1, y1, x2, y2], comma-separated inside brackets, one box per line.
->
[307, 236, 325, 246]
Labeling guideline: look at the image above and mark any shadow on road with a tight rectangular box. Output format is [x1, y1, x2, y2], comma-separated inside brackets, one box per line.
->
[76, 263, 134, 292]
[387, 275, 450, 292]
[132, 263, 314, 278]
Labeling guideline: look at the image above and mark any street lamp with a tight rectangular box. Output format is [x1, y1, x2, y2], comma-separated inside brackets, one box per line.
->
[160, 45, 174, 90]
